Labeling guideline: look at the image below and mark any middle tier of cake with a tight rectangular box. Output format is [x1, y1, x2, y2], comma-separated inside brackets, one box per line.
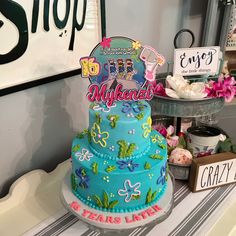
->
[88, 101, 152, 159]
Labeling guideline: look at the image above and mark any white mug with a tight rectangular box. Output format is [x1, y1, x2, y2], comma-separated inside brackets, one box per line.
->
[187, 126, 221, 158]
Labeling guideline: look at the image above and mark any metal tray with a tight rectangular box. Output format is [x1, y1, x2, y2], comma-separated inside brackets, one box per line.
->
[150, 96, 225, 117]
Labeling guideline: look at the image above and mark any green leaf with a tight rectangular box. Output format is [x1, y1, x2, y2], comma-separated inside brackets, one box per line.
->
[218, 140, 232, 153]
[95, 113, 102, 124]
[72, 144, 80, 153]
[71, 174, 77, 191]
[91, 162, 98, 175]
[103, 191, 109, 208]
[144, 162, 151, 170]
[150, 154, 164, 160]
[117, 140, 137, 158]
[93, 195, 103, 208]
[108, 200, 119, 209]
[117, 140, 128, 158]
[178, 136, 186, 149]
[89, 102, 96, 109]
[76, 129, 88, 139]
[81, 168, 86, 176]
[105, 165, 116, 173]
[159, 143, 167, 149]
[126, 143, 136, 156]
[232, 144, 236, 153]
[76, 133, 84, 139]
[131, 195, 141, 200]
[135, 112, 144, 120]
[88, 130, 92, 143]
[146, 188, 152, 204]
[107, 115, 119, 128]
[151, 191, 157, 201]
[111, 120, 116, 128]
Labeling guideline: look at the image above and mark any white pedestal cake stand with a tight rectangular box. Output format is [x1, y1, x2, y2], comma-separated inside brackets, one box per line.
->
[61, 170, 174, 232]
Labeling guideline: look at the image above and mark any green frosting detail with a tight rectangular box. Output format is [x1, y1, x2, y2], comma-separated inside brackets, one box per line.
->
[76, 129, 88, 139]
[150, 154, 164, 160]
[107, 115, 120, 128]
[146, 188, 158, 204]
[166, 164, 169, 180]
[144, 162, 151, 169]
[108, 200, 119, 208]
[72, 144, 80, 153]
[117, 140, 136, 158]
[93, 191, 119, 209]
[93, 195, 103, 207]
[126, 143, 136, 156]
[89, 102, 96, 109]
[131, 195, 141, 200]
[88, 130, 92, 144]
[95, 112, 102, 124]
[81, 168, 86, 177]
[103, 191, 109, 208]
[159, 143, 167, 149]
[71, 173, 77, 191]
[135, 112, 144, 120]
[105, 165, 117, 173]
[91, 162, 98, 175]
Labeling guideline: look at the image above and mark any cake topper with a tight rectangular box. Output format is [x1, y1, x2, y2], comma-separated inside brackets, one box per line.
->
[80, 36, 165, 106]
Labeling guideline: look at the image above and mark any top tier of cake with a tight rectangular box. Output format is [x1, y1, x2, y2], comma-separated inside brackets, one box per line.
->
[88, 101, 151, 160]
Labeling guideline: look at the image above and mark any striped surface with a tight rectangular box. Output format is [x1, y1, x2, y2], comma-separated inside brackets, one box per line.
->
[23, 181, 236, 236]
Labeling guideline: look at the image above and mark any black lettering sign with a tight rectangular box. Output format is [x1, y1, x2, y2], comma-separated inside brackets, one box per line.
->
[207, 166, 214, 187]
[200, 167, 208, 188]
[53, 0, 71, 29]
[179, 49, 217, 69]
[226, 162, 233, 182]
[218, 163, 226, 184]
[0, 0, 28, 64]
[0, 0, 87, 64]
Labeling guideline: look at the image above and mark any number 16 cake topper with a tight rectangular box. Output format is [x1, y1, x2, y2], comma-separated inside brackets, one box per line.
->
[80, 36, 165, 106]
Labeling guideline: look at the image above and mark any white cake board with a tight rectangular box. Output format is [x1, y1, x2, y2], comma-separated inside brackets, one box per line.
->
[61, 170, 174, 231]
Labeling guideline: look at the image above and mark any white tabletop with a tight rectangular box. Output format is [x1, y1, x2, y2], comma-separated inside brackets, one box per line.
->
[0, 160, 235, 236]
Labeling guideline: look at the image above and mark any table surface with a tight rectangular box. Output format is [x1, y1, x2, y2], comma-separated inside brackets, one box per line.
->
[0, 160, 236, 236]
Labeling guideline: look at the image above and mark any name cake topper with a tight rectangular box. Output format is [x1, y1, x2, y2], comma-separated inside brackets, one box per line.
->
[80, 36, 165, 106]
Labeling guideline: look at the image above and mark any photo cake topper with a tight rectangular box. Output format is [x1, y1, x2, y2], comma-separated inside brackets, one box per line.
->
[80, 36, 165, 106]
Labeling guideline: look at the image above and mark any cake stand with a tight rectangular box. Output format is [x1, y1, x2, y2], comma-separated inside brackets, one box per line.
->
[61, 170, 174, 232]
[150, 96, 225, 134]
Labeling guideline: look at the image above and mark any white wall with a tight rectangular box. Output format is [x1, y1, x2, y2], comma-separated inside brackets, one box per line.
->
[105, 0, 208, 73]
[0, 76, 90, 196]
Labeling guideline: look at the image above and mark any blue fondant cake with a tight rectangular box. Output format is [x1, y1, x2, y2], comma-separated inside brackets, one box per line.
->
[71, 101, 168, 213]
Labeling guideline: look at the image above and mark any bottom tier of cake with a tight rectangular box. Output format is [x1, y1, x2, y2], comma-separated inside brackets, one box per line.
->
[71, 130, 168, 213]
[62, 170, 174, 230]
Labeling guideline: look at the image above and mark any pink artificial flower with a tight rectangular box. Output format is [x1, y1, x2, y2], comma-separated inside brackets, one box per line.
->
[205, 74, 236, 102]
[146, 81, 166, 96]
[159, 127, 168, 137]
[169, 147, 192, 165]
[154, 124, 179, 146]
[224, 75, 236, 86]
[154, 123, 166, 137]
[167, 136, 179, 147]
[153, 123, 168, 137]
[166, 125, 175, 135]
[166, 125, 179, 147]
[154, 82, 167, 96]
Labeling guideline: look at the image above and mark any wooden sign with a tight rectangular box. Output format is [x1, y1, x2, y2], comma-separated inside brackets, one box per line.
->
[173, 46, 220, 76]
[188, 152, 236, 192]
